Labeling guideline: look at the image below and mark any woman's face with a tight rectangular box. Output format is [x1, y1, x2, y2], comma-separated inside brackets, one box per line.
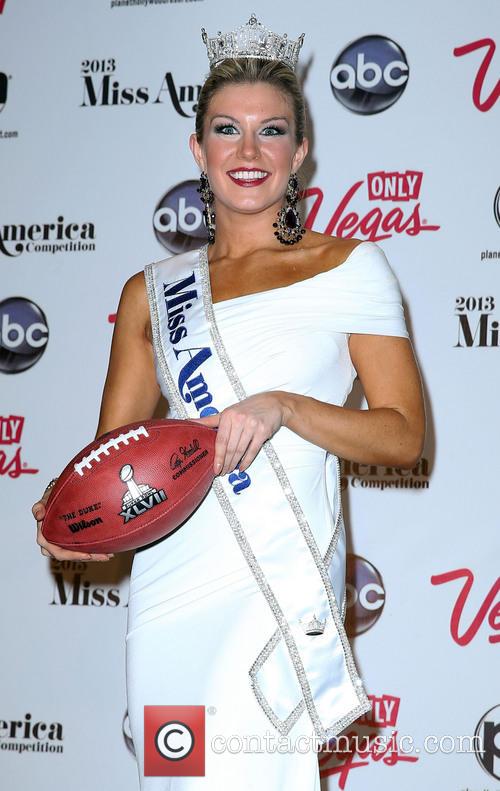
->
[190, 81, 308, 215]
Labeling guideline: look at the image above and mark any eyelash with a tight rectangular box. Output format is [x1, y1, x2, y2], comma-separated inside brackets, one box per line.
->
[213, 123, 286, 136]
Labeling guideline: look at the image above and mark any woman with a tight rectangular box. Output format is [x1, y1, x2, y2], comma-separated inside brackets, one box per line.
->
[33, 16, 425, 790]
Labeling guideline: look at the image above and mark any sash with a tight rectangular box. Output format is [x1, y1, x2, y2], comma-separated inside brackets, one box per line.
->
[144, 245, 371, 743]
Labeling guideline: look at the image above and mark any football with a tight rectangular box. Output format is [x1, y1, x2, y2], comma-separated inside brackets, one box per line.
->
[41, 418, 217, 553]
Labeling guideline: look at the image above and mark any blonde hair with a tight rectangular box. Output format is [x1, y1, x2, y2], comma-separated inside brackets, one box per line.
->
[195, 58, 307, 146]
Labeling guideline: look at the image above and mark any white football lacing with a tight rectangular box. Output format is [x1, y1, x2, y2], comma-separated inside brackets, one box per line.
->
[73, 426, 150, 477]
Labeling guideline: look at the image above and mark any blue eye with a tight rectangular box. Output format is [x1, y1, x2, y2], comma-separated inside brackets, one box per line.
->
[213, 123, 287, 136]
[261, 126, 286, 136]
[214, 124, 237, 135]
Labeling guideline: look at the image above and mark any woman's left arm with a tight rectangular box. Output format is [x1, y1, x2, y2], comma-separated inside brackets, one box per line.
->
[196, 334, 425, 475]
[281, 334, 425, 469]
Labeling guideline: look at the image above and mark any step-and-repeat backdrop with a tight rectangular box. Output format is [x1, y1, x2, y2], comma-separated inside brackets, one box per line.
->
[1, 0, 498, 789]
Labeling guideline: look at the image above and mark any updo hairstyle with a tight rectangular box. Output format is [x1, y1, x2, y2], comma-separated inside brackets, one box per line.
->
[194, 57, 307, 146]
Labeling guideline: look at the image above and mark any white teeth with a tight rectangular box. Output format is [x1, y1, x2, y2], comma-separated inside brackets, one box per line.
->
[229, 170, 269, 180]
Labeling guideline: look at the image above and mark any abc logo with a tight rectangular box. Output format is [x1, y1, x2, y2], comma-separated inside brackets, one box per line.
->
[153, 180, 208, 255]
[330, 35, 409, 114]
[344, 554, 385, 637]
[0, 297, 49, 374]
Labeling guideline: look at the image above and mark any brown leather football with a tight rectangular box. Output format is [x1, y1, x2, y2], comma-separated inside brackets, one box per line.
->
[41, 418, 216, 553]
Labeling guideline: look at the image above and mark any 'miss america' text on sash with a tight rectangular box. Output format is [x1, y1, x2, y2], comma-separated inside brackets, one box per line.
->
[163, 271, 251, 495]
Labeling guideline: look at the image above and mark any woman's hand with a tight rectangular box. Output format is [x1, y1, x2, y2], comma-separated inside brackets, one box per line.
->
[32, 483, 113, 562]
[194, 391, 290, 475]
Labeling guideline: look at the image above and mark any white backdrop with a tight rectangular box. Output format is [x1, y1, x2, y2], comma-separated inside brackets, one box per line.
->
[1, 0, 499, 789]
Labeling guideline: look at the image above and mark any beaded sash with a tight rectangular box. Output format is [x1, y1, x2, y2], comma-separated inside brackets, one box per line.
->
[144, 244, 371, 742]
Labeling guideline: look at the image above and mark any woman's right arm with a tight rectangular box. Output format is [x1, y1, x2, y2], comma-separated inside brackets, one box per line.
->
[33, 271, 163, 561]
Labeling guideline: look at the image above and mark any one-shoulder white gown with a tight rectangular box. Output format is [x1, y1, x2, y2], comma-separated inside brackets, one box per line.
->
[125, 241, 410, 789]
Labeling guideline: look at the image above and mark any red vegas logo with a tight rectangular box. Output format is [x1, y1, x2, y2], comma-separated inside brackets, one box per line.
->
[319, 694, 418, 788]
[366, 171, 422, 201]
[1, 414, 23, 444]
[431, 568, 500, 646]
[0, 415, 38, 478]
[453, 38, 500, 112]
[303, 170, 440, 242]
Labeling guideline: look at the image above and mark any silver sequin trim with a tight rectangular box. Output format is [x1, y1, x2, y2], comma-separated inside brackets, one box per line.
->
[250, 633, 306, 734]
[144, 263, 185, 419]
[341, 587, 347, 624]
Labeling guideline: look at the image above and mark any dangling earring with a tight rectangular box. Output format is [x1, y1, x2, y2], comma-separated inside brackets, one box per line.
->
[197, 170, 216, 244]
[273, 172, 306, 245]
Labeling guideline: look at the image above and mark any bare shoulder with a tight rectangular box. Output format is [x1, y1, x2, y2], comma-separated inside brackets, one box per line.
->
[116, 270, 152, 341]
[120, 270, 148, 303]
[299, 231, 365, 274]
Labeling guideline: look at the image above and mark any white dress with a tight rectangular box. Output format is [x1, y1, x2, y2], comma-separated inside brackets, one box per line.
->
[125, 240, 410, 789]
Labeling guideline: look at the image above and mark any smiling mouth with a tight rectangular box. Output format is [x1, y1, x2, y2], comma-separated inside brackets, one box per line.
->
[227, 169, 270, 186]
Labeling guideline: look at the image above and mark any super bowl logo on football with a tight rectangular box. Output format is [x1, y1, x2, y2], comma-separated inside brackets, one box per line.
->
[119, 463, 167, 523]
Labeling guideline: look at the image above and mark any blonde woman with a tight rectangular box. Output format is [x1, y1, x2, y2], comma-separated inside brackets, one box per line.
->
[33, 16, 425, 790]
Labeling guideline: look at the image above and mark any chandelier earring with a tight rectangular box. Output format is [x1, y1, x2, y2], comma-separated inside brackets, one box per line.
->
[197, 170, 216, 244]
[273, 172, 306, 246]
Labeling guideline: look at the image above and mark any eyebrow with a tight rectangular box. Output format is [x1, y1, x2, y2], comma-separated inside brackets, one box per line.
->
[209, 114, 290, 124]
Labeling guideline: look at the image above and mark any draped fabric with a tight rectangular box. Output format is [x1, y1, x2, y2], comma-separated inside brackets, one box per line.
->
[125, 241, 409, 788]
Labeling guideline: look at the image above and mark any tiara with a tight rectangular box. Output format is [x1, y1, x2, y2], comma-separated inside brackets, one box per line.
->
[300, 613, 327, 636]
[201, 13, 305, 72]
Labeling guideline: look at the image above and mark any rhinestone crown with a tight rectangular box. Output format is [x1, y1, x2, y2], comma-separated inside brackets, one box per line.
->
[301, 613, 327, 636]
[201, 13, 305, 72]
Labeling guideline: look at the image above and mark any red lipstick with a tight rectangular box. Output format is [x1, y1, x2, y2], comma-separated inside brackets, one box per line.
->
[227, 167, 271, 187]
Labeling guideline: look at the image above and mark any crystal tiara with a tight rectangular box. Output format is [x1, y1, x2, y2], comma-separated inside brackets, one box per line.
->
[201, 13, 305, 72]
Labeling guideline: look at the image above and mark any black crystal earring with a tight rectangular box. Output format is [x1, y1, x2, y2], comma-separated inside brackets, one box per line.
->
[273, 172, 306, 245]
[197, 170, 216, 244]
